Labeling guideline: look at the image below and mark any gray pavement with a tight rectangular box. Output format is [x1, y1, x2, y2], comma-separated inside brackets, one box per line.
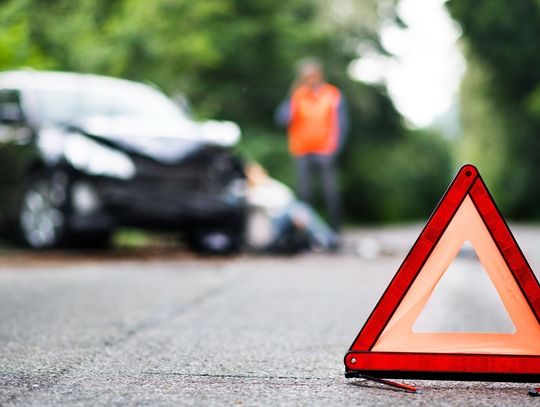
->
[0, 225, 539, 406]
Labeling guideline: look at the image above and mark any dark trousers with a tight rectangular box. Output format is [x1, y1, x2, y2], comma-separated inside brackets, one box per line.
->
[295, 154, 341, 232]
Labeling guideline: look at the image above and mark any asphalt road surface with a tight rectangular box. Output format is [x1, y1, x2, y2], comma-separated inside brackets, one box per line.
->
[0, 226, 539, 406]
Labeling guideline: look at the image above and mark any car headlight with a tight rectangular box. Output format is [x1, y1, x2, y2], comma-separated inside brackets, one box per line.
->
[64, 134, 136, 180]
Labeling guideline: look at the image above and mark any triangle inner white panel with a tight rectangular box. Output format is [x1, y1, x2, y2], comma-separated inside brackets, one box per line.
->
[371, 196, 540, 355]
[412, 241, 515, 333]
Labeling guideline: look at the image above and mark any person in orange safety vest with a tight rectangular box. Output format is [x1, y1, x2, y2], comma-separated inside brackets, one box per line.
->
[275, 58, 348, 232]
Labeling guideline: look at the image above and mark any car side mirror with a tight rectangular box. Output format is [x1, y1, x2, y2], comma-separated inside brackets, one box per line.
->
[0, 102, 25, 125]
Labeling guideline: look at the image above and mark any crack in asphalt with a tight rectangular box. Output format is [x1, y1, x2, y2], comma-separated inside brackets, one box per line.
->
[103, 272, 243, 348]
[1, 271, 243, 406]
[141, 372, 337, 381]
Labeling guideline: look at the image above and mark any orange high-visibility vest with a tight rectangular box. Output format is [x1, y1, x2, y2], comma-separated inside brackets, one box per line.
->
[288, 84, 341, 156]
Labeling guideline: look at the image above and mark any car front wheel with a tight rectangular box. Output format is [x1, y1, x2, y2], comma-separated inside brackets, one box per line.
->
[185, 213, 246, 255]
[18, 173, 68, 248]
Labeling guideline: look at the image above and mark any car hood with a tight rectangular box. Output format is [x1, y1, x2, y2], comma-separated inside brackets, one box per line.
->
[73, 116, 241, 163]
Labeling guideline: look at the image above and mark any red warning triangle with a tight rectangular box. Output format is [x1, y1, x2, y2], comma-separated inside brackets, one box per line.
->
[344, 164, 540, 382]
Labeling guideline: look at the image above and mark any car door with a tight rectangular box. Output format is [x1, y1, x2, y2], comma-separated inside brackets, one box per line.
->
[0, 89, 37, 221]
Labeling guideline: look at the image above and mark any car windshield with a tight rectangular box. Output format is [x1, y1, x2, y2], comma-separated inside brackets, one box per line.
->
[31, 79, 188, 124]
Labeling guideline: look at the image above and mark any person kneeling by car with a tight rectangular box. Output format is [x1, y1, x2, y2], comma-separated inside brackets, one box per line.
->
[245, 163, 339, 254]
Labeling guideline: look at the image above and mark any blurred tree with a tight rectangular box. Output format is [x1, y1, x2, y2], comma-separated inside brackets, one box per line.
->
[0, 0, 452, 222]
[342, 129, 451, 222]
[448, 0, 540, 217]
[0, 0, 52, 70]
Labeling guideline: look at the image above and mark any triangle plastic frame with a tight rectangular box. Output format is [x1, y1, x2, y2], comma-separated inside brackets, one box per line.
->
[344, 164, 540, 382]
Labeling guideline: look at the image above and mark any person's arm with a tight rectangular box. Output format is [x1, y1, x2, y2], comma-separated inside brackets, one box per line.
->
[274, 98, 292, 129]
[336, 93, 349, 154]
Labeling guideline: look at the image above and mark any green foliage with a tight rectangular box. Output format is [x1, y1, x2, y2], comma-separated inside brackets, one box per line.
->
[342, 130, 452, 222]
[454, 53, 521, 209]
[0, 0, 52, 69]
[448, 0, 540, 218]
[0, 0, 454, 222]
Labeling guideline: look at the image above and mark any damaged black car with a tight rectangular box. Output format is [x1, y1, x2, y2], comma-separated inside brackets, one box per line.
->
[0, 71, 247, 252]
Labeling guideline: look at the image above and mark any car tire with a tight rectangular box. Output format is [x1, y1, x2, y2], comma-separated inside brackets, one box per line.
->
[17, 172, 70, 249]
[186, 230, 241, 255]
[186, 214, 246, 255]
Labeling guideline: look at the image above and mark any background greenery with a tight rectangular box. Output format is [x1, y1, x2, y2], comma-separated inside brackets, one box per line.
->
[447, 0, 540, 218]
[0, 0, 488, 224]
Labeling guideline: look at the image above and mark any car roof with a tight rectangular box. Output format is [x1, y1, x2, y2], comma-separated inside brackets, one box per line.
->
[0, 70, 157, 94]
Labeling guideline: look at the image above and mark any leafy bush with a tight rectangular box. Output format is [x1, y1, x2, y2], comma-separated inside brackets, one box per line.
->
[342, 129, 452, 222]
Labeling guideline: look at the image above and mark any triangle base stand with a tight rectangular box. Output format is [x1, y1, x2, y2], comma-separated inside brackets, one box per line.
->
[345, 351, 540, 382]
[346, 368, 540, 383]
[355, 374, 419, 393]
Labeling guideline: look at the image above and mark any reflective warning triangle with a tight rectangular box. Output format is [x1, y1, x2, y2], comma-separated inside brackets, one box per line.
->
[344, 164, 540, 382]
